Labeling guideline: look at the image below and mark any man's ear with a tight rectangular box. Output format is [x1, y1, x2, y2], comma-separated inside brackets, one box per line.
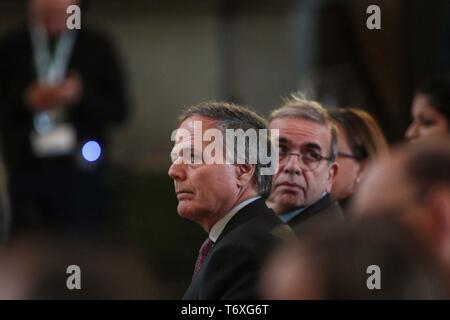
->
[325, 162, 338, 192]
[236, 164, 255, 188]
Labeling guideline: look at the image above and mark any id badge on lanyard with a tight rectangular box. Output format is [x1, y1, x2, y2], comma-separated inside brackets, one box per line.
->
[30, 26, 78, 158]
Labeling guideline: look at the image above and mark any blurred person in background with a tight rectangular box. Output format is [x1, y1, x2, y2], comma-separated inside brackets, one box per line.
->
[266, 94, 344, 236]
[329, 108, 389, 212]
[0, 232, 155, 299]
[0, 0, 128, 237]
[354, 138, 450, 277]
[405, 74, 450, 141]
[168, 102, 293, 300]
[261, 217, 449, 299]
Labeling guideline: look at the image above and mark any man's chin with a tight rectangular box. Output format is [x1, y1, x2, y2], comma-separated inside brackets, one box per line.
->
[177, 203, 190, 217]
[177, 202, 198, 220]
[279, 194, 304, 212]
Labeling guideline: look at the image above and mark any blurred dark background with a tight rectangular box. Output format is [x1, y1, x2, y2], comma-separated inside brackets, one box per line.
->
[0, 0, 449, 298]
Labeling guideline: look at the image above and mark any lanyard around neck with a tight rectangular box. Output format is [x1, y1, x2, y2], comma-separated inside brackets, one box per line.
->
[31, 25, 77, 86]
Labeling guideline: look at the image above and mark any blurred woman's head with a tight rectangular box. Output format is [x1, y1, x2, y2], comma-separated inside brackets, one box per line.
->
[329, 108, 389, 202]
[406, 75, 450, 142]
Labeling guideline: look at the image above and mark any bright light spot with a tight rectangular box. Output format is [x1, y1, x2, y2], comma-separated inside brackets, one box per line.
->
[82, 140, 101, 162]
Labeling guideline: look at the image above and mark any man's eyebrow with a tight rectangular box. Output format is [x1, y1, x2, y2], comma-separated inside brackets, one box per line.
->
[278, 137, 290, 145]
[302, 142, 322, 150]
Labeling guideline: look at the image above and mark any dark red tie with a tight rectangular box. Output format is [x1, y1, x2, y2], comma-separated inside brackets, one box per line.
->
[192, 238, 214, 279]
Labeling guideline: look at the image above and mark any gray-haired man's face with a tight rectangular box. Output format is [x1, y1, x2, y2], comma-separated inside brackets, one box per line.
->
[267, 117, 337, 214]
[168, 115, 243, 229]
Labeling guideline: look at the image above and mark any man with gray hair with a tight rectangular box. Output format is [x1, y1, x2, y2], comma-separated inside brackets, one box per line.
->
[168, 101, 293, 299]
[266, 94, 344, 235]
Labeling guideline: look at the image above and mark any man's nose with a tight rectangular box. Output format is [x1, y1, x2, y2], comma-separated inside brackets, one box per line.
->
[283, 153, 301, 175]
[168, 162, 186, 181]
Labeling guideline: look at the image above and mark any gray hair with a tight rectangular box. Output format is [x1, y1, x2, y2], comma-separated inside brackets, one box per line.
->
[179, 101, 273, 197]
[268, 93, 338, 163]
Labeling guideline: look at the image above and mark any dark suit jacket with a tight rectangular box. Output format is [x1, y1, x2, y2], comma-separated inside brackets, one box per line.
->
[288, 193, 345, 236]
[0, 26, 128, 171]
[183, 198, 294, 300]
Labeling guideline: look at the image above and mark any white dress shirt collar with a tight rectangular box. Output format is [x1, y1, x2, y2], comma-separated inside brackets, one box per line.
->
[209, 196, 261, 242]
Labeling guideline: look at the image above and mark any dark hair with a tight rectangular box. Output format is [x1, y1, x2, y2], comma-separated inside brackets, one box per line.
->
[179, 101, 272, 197]
[329, 108, 389, 161]
[416, 74, 450, 121]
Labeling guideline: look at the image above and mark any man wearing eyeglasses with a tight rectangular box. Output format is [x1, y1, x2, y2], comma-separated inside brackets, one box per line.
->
[266, 94, 345, 235]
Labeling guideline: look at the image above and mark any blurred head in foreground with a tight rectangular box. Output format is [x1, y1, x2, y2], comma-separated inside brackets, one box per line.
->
[354, 138, 450, 271]
[261, 217, 449, 299]
[405, 74, 450, 142]
[0, 233, 155, 299]
[329, 107, 389, 204]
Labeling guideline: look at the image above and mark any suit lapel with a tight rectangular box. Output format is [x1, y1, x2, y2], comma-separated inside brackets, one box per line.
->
[183, 198, 272, 299]
[289, 193, 335, 226]
[216, 198, 271, 244]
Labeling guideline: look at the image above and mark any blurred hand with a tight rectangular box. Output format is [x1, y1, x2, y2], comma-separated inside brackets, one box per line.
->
[24, 71, 83, 111]
[25, 83, 62, 111]
[59, 71, 83, 106]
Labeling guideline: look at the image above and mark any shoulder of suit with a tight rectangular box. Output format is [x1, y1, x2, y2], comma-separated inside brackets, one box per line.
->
[270, 223, 296, 241]
[216, 210, 290, 250]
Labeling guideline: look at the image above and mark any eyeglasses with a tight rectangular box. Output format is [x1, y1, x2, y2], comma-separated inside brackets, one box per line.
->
[279, 148, 332, 171]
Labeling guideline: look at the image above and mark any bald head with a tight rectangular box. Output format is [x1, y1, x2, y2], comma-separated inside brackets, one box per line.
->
[353, 147, 413, 216]
[354, 138, 450, 216]
[29, 0, 80, 37]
